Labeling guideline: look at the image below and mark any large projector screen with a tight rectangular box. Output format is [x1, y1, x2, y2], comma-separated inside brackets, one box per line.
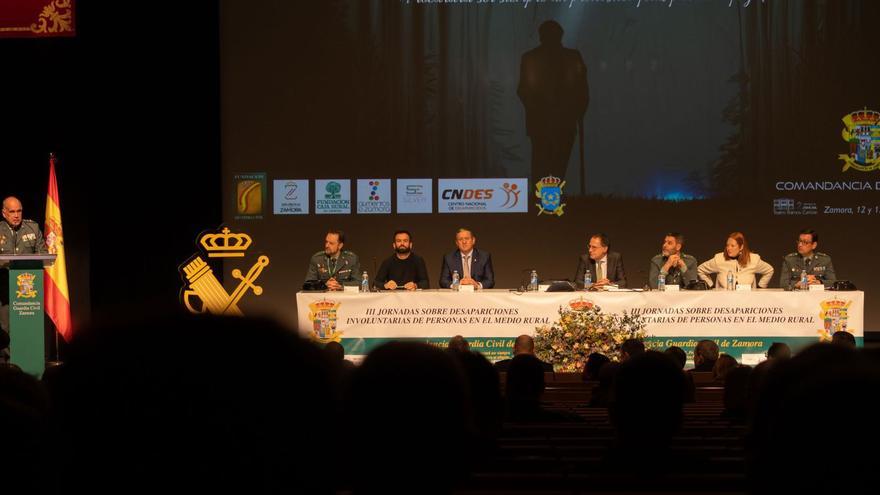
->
[219, 0, 880, 333]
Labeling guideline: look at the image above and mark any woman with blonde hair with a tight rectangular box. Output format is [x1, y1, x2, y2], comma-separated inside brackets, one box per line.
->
[698, 232, 774, 289]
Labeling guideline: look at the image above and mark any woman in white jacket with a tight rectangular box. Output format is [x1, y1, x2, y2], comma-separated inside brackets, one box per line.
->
[698, 232, 774, 289]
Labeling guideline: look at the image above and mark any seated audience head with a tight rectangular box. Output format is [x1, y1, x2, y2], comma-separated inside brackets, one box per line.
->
[713, 353, 739, 381]
[323, 340, 346, 362]
[583, 352, 611, 381]
[664, 346, 687, 369]
[766, 342, 792, 360]
[620, 338, 645, 362]
[722, 365, 752, 421]
[0, 365, 51, 492]
[513, 334, 535, 355]
[750, 343, 880, 493]
[831, 330, 856, 349]
[693, 339, 720, 368]
[54, 314, 335, 494]
[447, 335, 470, 353]
[506, 354, 547, 404]
[449, 350, 502, 445]
[611, 351, 685, 447]
[346, 341, 473, 492]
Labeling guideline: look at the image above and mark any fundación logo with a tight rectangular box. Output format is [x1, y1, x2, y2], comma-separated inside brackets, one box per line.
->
[234, 172, 267, 220]
[315, 179, 351, 214]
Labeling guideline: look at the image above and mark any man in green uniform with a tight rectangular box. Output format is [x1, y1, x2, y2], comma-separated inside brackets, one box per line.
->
[1, 196, 49, 362]
[780, 229, 836, 289]
[304, 230, 360, 290]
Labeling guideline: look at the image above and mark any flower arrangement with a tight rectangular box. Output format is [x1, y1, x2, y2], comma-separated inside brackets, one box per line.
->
[534, 298, 647, 372]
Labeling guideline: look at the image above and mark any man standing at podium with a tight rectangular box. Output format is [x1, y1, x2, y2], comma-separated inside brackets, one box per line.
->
[1, 196, 48, 362]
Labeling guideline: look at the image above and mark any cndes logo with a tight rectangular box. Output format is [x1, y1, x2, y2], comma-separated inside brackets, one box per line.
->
[437, 179, 528, 214]
[440, 189, 494, 200]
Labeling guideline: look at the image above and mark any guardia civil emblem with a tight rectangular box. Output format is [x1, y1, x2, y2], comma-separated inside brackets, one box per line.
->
[16, 272, 38, 299]
[179, 227, 269, 316]
[535, 175, 566, 217]
[839, 108, 880, 172]
[308, 299, 343, 343]
[817, 298, 853, 342]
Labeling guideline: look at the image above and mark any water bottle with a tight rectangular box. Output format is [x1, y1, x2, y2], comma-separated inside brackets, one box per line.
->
[658, 273, 666, 291]
[529, 270, 539, 292]
[726, 270, 735, 290]
[583, 270, 592, 290]
[360, 271, 370, 293]
[800, 269, 808, 290]
[451, 270, 460, 291]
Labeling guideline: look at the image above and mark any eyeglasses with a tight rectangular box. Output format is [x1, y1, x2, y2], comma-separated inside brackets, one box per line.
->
[796, 239, 813, 245]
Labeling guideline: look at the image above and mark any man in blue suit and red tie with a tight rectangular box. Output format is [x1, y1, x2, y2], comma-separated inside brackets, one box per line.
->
[439, 228, 495, 289]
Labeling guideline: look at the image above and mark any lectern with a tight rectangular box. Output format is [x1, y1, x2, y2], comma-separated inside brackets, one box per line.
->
[1, 254, 56, 376]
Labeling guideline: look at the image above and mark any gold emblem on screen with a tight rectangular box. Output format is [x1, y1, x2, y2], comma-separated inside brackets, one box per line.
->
[179, 226, 269, 316]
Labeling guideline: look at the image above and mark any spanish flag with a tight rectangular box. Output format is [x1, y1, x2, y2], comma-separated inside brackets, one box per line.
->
[45, 154, 72, 341]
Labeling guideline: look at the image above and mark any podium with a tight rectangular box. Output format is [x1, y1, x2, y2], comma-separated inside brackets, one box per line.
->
[1, 254, 56, 376]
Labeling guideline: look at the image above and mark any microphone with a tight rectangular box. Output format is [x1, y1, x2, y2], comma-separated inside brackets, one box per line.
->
[372, 257, 378, 292]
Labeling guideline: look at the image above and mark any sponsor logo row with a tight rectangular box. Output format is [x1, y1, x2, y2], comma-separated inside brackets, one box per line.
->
[235, 175, 529, 217]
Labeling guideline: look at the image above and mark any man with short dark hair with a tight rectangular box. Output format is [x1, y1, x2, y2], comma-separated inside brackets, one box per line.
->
[494, 335, 553, 372]
[574, 233, 627, 289]
[620, 338, 645, 362]
[374, 230, 430, 290]
[691, 339, 719, 372]
[664, 346, 687, 370]
[648, 233, 698, 289]
[304, 230, 360, 290]
[780, 229, 836, 288]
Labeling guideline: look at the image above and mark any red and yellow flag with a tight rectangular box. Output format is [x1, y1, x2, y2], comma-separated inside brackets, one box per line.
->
[45, 154, 72, 341]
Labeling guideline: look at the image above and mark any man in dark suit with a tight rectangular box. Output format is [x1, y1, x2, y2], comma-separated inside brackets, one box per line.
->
[494, 335, 553, 372]
[574, 233, 627, 289]
[517, 20, 589, 186]
[439, 228, 495, 289]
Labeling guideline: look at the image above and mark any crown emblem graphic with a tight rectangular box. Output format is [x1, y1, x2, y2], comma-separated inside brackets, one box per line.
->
[568, 296, 594, 311]
[200, 228, 253, 258]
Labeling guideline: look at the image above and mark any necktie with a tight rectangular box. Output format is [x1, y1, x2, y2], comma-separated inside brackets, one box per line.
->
[598, 260, 605, 280]
[463, 254, 471, 279]
[328, 257, 337, 276]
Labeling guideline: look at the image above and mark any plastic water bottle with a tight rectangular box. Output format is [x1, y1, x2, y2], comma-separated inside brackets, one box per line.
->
[658, 273, 666, 291]
[360, 271, 370, 293]
[451, 270, 460, 291]
[726, 270, 735, 290]
[800, 269, 808, 290]
[529, 270, 539, 292]
[583, 270, 592, 291]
